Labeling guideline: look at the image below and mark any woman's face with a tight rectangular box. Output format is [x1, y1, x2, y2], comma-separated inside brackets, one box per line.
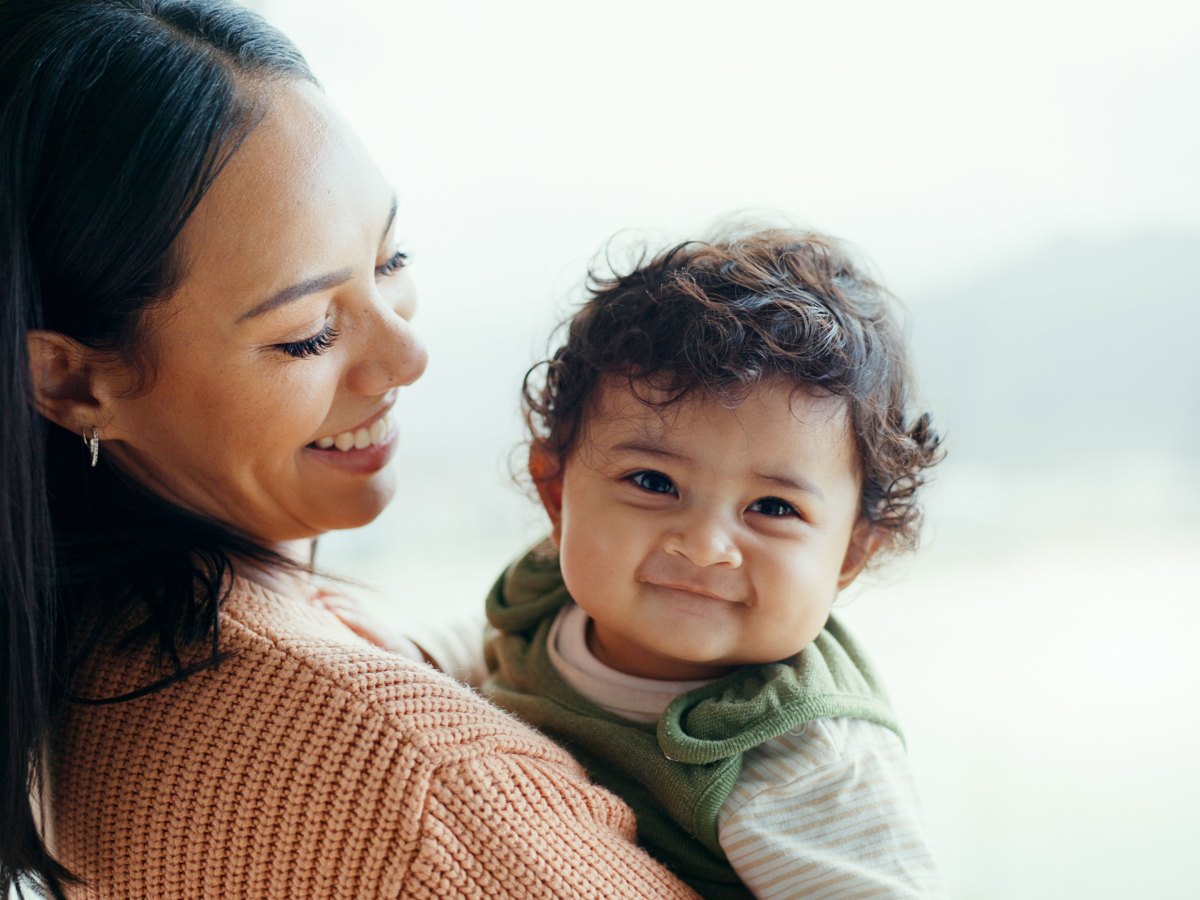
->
[98, 81, 427, 545]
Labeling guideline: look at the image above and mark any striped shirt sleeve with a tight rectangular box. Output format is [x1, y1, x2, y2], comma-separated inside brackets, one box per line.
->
[718, 717, 945, 899]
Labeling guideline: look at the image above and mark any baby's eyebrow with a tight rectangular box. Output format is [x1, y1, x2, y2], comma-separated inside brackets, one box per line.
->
[610, 440, 681, 460]
[754, 471, 826, 500]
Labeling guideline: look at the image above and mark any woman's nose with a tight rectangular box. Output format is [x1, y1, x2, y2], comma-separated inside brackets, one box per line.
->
[663, 510, 743, 568]
[345, 303, 429, 396]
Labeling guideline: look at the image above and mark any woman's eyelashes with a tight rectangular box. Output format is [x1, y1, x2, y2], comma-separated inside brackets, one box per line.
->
[276, 322, 340, 359]
[628, 470, 677, 495]
[375, 248, 408, 277]
[271, 249, 406, 360]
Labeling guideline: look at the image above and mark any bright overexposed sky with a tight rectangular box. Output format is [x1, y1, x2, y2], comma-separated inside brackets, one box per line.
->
[266, 0, 1199, 293]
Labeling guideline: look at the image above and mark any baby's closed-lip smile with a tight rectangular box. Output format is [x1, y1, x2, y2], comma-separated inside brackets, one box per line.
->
[643, 578, 744, 605]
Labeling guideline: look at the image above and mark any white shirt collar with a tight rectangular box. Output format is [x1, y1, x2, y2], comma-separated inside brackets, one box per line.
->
[547, 601, 715, 724]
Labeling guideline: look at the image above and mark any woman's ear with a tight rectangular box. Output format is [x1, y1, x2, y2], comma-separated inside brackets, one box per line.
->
[528, 441, 564, 547]
[26, 330, 109, 434]
[838, 518, 885, 590]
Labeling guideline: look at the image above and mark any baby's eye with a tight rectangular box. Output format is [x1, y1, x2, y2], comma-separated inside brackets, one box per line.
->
[748, 497, 797, 517]
[628, 470, 677, 496]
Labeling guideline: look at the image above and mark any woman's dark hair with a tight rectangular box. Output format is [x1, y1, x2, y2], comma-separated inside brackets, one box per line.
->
[524, 228, 944, 554]
[1, 1, 315, 895]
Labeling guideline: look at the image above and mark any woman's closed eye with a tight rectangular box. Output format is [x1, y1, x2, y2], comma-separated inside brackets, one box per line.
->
[273, 247, 407, 360]
[628, 470, 677, 496]
[747, 496, 798, 518]
[375, 248, 408, 277]
[276, 321, 340, 359]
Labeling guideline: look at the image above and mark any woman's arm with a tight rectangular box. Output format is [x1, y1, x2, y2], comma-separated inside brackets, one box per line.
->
[406, 752, 698, 898]
[310, 588, 490, 687]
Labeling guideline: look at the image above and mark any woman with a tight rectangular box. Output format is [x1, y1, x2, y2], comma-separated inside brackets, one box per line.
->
[0, 1, 696, 897]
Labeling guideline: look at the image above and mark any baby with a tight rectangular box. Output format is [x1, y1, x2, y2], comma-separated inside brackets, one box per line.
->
[485, 228, 945, 898]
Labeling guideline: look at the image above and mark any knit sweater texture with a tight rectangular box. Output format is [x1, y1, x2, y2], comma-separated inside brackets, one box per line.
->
[48, 579, 697, 899]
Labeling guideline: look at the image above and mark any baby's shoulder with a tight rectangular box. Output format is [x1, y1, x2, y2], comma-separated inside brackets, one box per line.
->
[742, 715, 907, 780]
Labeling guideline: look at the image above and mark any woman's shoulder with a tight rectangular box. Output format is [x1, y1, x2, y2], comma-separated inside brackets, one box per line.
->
[57, 578, 579, 800]
[50, 580, 603, 897]
[208, 578, 569, 767]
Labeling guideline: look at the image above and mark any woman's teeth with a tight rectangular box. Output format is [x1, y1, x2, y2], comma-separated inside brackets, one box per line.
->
[312, 412, 393, 451]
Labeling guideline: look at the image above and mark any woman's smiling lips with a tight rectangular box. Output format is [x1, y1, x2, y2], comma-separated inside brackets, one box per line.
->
[304, 406, 398, 474]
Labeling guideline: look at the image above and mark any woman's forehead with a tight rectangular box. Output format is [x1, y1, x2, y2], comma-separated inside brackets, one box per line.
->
[169, 81, 391, 316]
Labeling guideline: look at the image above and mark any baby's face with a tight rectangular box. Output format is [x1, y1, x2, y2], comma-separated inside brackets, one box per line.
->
[538, 377, 875, 681]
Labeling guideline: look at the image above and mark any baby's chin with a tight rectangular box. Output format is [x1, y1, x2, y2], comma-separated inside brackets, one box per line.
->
[650, 641, 815, 680]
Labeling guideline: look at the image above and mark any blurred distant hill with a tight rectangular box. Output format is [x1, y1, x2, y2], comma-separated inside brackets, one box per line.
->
[911, 232, 1200, 468]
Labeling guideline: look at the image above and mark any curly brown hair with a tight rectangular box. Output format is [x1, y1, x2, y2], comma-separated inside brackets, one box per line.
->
[523, 227, 944, 556]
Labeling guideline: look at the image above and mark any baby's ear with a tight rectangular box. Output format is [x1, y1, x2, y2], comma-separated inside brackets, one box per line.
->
[528, 441, 564, 547]
[838, 519, 884, 590]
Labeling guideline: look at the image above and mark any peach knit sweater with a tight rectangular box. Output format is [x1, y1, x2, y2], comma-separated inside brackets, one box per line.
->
[49, 580, 696, 898]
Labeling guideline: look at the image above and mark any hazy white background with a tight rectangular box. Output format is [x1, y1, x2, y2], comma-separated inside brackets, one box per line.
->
[252, 2, 1199, 896]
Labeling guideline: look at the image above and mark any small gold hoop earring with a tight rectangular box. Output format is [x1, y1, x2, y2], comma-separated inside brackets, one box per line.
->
[82, 427, 99, 467]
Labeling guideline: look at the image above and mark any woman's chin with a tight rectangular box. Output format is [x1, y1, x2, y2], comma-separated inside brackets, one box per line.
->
[330, 479, 397, 532]
[296, 472, 397, 537]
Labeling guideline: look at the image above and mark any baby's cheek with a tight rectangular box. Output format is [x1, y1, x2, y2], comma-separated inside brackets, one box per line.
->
[558, 544, 594, 598]
[559, 539, 616, 609]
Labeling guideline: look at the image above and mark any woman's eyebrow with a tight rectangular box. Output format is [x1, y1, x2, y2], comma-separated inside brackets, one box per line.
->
[238, 268, 353, 321]
[380, 194, 397, 246]
[238, 194, 399, 323]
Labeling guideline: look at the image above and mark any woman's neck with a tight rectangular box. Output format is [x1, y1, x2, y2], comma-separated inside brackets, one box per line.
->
[234, 538, 316, 596]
